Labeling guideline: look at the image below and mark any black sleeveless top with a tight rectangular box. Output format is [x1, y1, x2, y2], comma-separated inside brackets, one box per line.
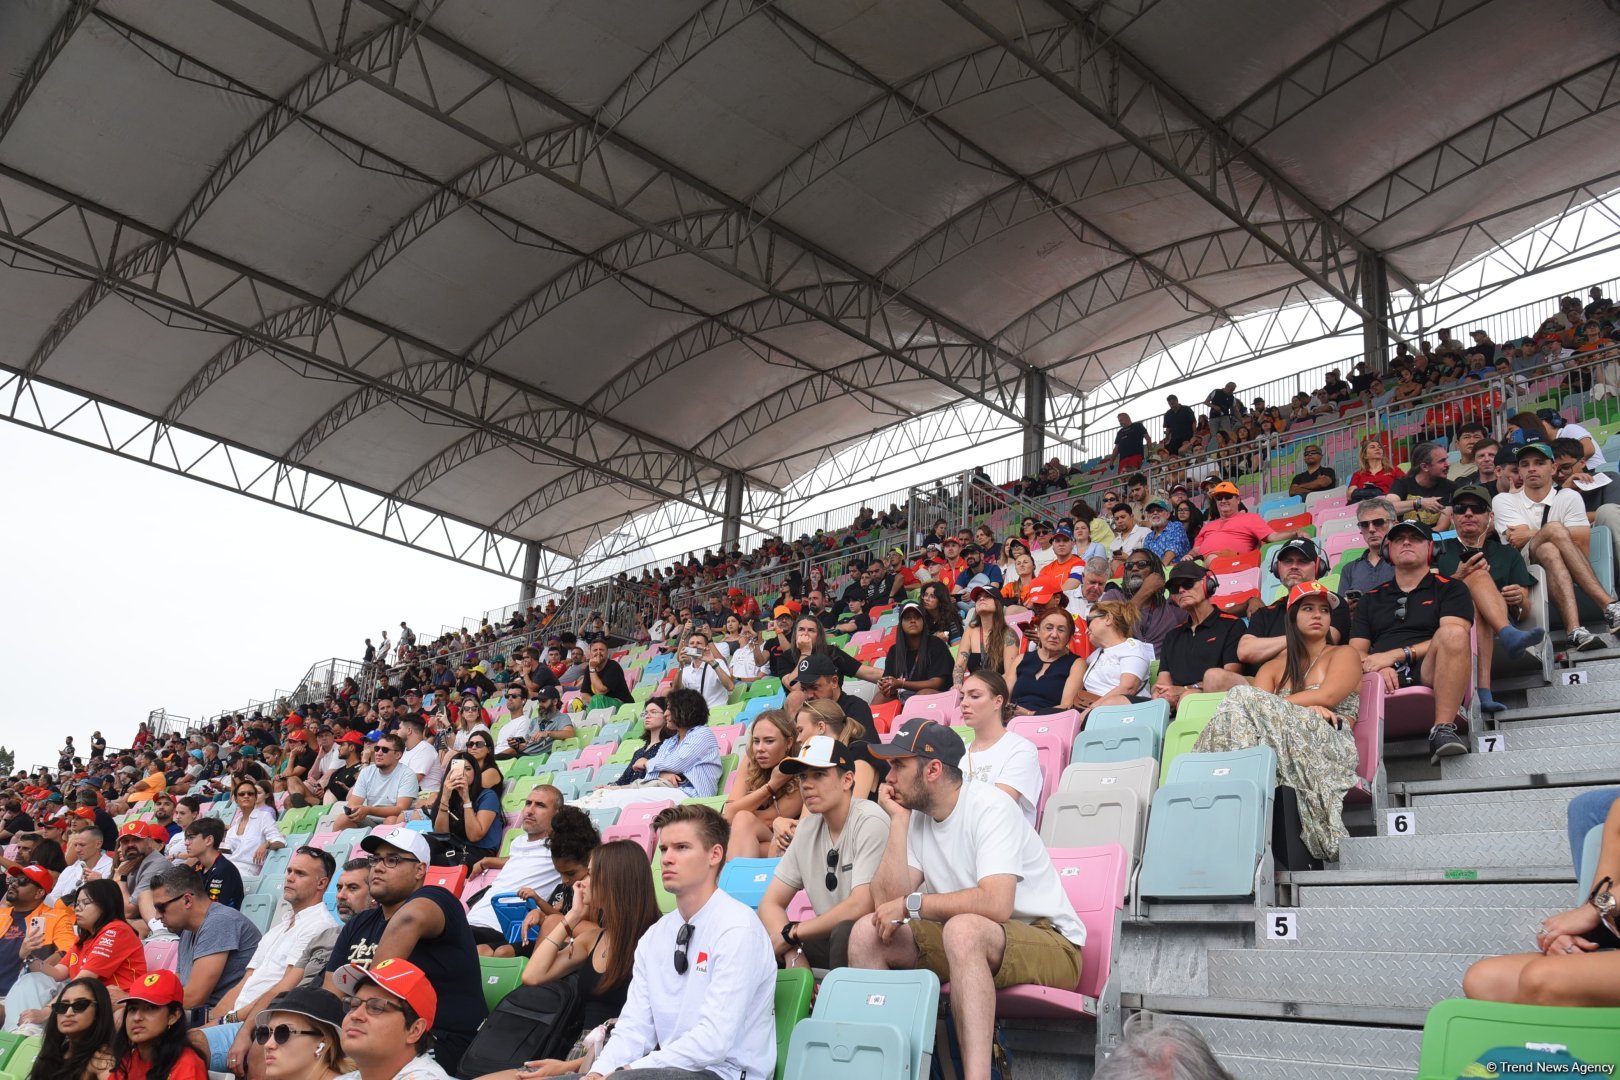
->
[579, 931, 631, 1030]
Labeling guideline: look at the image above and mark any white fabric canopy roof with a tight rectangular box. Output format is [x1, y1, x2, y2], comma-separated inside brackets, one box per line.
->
[3, 0, 1618, 559]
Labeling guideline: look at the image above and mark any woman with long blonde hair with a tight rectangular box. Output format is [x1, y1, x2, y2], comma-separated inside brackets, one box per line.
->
[722, 710, 802, 859]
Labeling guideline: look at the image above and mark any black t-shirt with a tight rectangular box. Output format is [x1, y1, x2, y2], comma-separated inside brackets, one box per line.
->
[93, 808, 119, 852]
[881, 636, 954, 688]
[771, 648, 860, 682]
[1115, 422, 1149, 458]
[810, 608, 839, 631]
[1160, 611, 1245, 687]
[838, 692, 876, 741]
[200, 856, 245, 910]
[867, 571, 897, 602]
[325, 885, 488, 1043]
[1350, 572, 1476, 652]
[1323, 377, 1352, 402]
[1290, 466, 1337, 491]
[326, 763, 360, 802]
[1, 812, 33, 836]
[835, 612, 873, 634]
[1165, 404, 1195, 442]
[1207, 388, 1236, 417]
[1243, 597, 1352, 672]
[287, 749, 316, 779]
[1389, 473, 1456, 528]
[589, 660, 634, 705]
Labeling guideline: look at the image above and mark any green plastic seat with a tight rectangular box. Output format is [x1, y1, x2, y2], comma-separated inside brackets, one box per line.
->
[497, 826, 523, 857]
[500, 776, 540, 813]
[746, 677, 783, 699]
[709, 703, 744, 726]
[478, 956, 527, 1011]
[1160, 693, 1224, 784]
[774, 968, 814, 1080]
[1, 1037, 41, 1080]
[680, 795, 727, 813]
[1417, 999, 1620, 1078]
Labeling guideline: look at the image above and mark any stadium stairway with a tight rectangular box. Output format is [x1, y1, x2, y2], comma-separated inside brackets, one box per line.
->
[1000, 652, 1620, 1079]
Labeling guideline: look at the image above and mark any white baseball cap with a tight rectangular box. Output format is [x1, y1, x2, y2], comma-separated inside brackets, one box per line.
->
[358, 825, 431, 864]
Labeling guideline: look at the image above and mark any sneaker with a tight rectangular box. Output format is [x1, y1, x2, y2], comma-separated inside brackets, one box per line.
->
[1428, 722, 1469, 766]
[1606, 601, 1620, 633]
[1570, 626, 1602, 652]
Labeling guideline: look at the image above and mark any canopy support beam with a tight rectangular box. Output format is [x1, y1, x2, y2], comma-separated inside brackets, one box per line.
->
[722, 473, 745, 550]
[1362, 254, 1393, 371]
[1023, 371, 1049, 479]
[519, 543, 542, 608]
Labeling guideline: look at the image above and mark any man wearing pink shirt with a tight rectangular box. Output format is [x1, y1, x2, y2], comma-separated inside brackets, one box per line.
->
[1194, 482, 1302, 559]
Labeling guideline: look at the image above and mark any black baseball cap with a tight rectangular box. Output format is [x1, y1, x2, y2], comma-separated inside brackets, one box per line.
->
[1386, 519, 1432, 543]
[1165, 560, 1209, 583]
[868, 717, 965, 768]
[533, 686, 561, 703]
[1272, 537, 1321, 563]
[796, 653, 841, 685]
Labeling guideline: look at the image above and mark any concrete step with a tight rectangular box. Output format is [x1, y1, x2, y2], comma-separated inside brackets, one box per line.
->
[1373, 795, 1572, 836]
[1252, 906, 1540, 954]
[1294, 882, 1573, 911]
[1439, 742, 1620, 779]
[1176, 1014, 1422, 1075]
[1336, 829, 1567, 873]
[1207, 949, 1474, 1009]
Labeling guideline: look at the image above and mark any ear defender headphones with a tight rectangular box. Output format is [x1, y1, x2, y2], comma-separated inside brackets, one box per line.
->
[1268, 539, 1330, 579]
[1379, 522, 1437, 565]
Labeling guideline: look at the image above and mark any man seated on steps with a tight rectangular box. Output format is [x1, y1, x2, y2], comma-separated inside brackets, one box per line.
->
[1350, 520, 1476, 766]
[1434, 484, 1545, 713]
[1202, 538, 1350, 693]
[1492, 436, 1620, 653]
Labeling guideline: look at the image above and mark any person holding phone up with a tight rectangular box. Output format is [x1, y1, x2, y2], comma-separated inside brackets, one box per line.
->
[677, 630, 734, 709]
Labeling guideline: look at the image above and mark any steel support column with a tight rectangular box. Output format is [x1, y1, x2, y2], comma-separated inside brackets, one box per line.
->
[721, 472, 744, 549]
[1361, 254, 1393, 368]
[519, 542, 542, 607]
[1023, 370, 1049, 478]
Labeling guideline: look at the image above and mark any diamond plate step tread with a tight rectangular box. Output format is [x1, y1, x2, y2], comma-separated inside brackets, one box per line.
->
[1295, 883, 1573, 910]
[1336, 829, 1566, 871]
[1396, 769, 1620, 799]
[1528, 681, 1620, 707]
[1207, 949, 1474, 1009]
[1440, 743, 1620, 779]
[1409, 784, 1611, 809]
[1219, 1055, 1414, 1080]
[1373, 798, 1569, 836]
[1252, 907, 1542, 954]
[1479, 721, 1617, 751]
[1174, 1014, 1423, 1070]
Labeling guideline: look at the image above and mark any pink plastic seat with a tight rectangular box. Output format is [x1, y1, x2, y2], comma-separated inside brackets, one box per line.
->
[1345, 677, 1386, 806]
[601, 820, 655, 856]
[786, 890, 815, 921]
[1009, 710, 1081, 749]
[461, 867, 499, 899]
[898, 689, 962, 727]
[571, 744, 613, 771]
[144, 938, 179, 973]
[710, 723, 746, 755]
[619, 801, 675, 829]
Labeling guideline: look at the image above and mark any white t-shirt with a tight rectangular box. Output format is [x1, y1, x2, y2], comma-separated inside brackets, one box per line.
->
[679, 661, 731, 709]
[1492, 486, 1588, 542]
[1564, 422, 1607, 467]
[467, 834, 560, 931]
[234, 902, 338, 1006]
[960, 732, 1044, 827]
[729, 643, 762, 681]
[1083, 638, 1155, 697]
[906, 779, 1085, 944]
[402, 740, 444, 793]
[337, 1055, 449, 1080]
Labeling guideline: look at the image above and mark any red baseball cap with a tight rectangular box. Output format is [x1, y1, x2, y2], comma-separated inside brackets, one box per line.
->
[337, 731, 365, 745]
[286, 730, 308, 742]
[7, 864, 54, 891]
[69, 807, 96, 821]
[118, 821, 167, 844]
[126, 970, 184, 1008]
[333, 958, 437, 1027]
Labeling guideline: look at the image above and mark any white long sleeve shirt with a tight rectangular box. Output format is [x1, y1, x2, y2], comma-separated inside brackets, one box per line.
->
[591, 887, 777, 1080]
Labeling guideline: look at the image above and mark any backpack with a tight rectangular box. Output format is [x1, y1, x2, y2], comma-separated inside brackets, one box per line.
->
[456, 971, 584, 1078]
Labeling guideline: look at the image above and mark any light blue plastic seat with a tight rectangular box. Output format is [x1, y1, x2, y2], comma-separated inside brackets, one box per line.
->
[239, 892, 276, 932]
[1579, 823, 1605, 904]
[784, 968, 940, 1080]
[583, 706, 617, 729]
[1082, 701, 1171, 744]
[1138, 779, 1267, 901]
[592, 763, 623, 785]
[1166, 748, 1277, 855]
[595, 721, 632, 744]
[739, 694, 788, 723]
[550, 772, 588, 802]
[717, 857, 780, 909]
[256, 847, 292, 886]
[1074, 727, 1160, 765]
[588, 806, 621, 830]
[546, 749, 581, 770]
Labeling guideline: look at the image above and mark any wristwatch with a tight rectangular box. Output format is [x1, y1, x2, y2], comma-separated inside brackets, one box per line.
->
[780, 921, 798, 945]
[905, 891, 923, 921]
[1590, 876, 1616, 931]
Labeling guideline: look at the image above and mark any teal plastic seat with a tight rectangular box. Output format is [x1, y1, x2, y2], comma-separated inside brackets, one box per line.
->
[1074, 727, 1160, 765]
[596, 721, 632, 743]
[718, 857, 780, 909]
[739, 694, 787, 723]
[1417, 999, 1620, 1079]
[550, 771, 589, 802]
[1082, 700, 1171, 744]
[784, 969, 940, 1080]
[588, 806, 621, 830]
[1167, 748, 1277, 855]
[240, 892, 277, 932]
[256, 847, 292, 887]
[1138, 780, 1267, 901]
[546, 749, 581, 771]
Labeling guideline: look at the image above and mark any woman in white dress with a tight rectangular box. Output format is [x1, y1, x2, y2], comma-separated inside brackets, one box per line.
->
[223, 778, 285, 881]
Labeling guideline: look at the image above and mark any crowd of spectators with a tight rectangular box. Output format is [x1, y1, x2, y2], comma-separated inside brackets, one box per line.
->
[8, 288, 1620, 1079]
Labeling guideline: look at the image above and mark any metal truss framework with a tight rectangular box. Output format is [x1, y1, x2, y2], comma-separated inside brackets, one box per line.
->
[0, 367, 536, 580]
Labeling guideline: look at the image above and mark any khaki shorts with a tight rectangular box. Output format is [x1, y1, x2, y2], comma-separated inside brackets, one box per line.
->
[910, 916, 1081, 990]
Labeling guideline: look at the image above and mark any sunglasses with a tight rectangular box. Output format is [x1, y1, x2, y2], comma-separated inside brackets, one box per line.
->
[151, 893, 190, 915]
[1394, 595, 1409, 623]
[466, 740, 491, 749]
[1357, 519, 1389, 531]
[1125, 560, 1152, 571]
[51, 998, 93, 1016]
[1166, 580, 1197, 594]
[1453, 503, 1490, 515]
[252, 1024, 323, 1046]
[674, 922, 694, 975]
[825, 849, 841, 892]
